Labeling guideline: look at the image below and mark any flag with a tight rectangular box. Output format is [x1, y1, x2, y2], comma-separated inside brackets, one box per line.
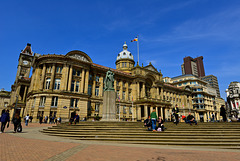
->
[131, 37, 138, 42]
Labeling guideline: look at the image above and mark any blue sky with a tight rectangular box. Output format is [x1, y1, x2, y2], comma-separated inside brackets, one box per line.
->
[0, 0, 240, 99]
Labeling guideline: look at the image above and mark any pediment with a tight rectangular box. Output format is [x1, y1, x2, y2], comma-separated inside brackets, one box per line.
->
[144, 64, 158, 73]
[66, 50, 92, 63]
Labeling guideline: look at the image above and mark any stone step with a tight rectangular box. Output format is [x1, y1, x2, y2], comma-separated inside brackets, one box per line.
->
[43, 133, 240, 139]
[42, 122, 240, 147]
[42, 131, 240, 136]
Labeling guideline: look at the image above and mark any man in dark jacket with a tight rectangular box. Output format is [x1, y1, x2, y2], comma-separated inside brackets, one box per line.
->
[1, 110, 10, 133]
[186, 112, 197, 125]
[172, 104, 179, 125]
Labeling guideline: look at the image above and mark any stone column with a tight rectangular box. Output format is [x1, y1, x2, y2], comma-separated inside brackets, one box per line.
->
[80, 69, 85, 93]
[114, 80, 117, 92]
[61, 64, 69, 91]
[49, 64, 56, 90]
[40, 64, 46, 90]
[119, 81, 123, 100]
[156, 107, 158, 117]
[84, 70, 89, 94]
[99, 76, 104, 97]
[137, 82, 140, 99]
[68, 66, 73, 91]
[161, 107, 164, 118]
[157, 87, 159, 99]
[92, 74, 96, 96]
[137, 106, 141, 121]
[142, 83, 146, 97]
[32, 97, 41, 122]
[23, 86, 28, 102]
[144, 105, 148, 118]
[126, 82, 129, 101]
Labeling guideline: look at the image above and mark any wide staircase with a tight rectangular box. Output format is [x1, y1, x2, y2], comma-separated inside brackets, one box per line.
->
[42, 121, 240, 148]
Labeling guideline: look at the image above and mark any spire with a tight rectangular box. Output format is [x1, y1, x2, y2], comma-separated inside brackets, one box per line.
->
[21, 43, 33, 55]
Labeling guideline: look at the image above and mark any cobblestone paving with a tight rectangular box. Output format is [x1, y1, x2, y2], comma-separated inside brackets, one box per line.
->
[0, 123, 239, 161]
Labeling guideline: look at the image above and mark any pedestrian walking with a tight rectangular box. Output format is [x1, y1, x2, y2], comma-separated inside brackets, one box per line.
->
[12, 113, 21, 133]
[1, 109, 10, 133]
[172, 104, 179, 125]
[24, 114, 30, 126]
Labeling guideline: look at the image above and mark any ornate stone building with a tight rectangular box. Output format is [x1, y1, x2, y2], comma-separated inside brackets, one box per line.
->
[164, 74, 225, 121]
[0, 89, 10, 114]
[9, 43, 193, 122]
[226, 82, 240, 119]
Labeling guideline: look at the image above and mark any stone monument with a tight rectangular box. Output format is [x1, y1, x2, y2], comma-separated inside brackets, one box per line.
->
[101, 69, 117, 121]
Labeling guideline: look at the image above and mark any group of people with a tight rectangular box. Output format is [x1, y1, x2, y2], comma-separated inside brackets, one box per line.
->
[39, 115, 62, 124]
[144, 108, 165, 132]
[1, 109, 22, 133]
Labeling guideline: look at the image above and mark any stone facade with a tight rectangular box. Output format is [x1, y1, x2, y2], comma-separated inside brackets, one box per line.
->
[0, 89, 10, 114]
[8, 43, 193, 122]
[226, 82, 240, 119]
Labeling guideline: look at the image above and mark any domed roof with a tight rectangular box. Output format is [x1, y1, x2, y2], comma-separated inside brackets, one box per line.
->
[116, 43, 134, 61]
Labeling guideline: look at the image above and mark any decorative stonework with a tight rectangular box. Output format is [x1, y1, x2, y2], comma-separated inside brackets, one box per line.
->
[69, 54, 89, 63]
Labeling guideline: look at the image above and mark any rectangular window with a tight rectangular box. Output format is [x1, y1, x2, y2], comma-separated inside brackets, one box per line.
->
[72, 69, 76, 76]
[71, 81, 75, 91]
[70, 98, 78, 108]
[96, 75, 100, 82]
[77, 70, 81, 76]
[117, 105, 120, 113]
[39, 96, 46, 107]
[75, 81, 79, 92]
[95, 103, 100, 112]
[32, 97, 36, 107]
[45, 78, 51, 89]
[88, 85, 92, 95]
[54, 79, 61, 90]
[123, 106, 126, 114]
[75, 99, 78, 108]
[129, 107, 132, 114]
[70, 98, 74, 108]
[95, 86, 99, 96]
[51, 96, 58, 107]
[123, 91, 125, 100]
[56, 66, 62, 73]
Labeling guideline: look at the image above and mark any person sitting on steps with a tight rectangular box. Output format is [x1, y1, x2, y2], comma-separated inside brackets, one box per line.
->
[186, 112, 198, 125]
[144, 116, 152, 131]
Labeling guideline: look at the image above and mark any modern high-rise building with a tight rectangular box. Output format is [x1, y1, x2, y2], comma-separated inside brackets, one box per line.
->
[181, 56, 205, 77]
[201, 75, 221, 98]
[181, 56, 221, 98]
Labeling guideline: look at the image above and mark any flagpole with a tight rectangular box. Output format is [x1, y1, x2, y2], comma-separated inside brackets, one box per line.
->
[137, 35, 139, 64]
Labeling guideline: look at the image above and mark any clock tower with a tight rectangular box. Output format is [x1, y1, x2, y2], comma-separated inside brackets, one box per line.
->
[10, 43, 35, 118]
[15, 43, 34, 83]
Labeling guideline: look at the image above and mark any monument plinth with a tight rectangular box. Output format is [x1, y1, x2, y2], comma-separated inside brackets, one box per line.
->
[101, 69, 117, 121]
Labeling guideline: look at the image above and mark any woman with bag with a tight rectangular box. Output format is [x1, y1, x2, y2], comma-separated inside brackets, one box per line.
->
[12, 113, 21, 133]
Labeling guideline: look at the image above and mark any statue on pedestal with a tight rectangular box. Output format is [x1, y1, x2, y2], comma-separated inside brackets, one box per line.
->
[104, 69, 114, 91]
[102, 68, 116, 121]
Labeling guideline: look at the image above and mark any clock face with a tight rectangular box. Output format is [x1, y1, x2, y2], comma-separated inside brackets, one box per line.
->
[23, 60, 29, 65]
